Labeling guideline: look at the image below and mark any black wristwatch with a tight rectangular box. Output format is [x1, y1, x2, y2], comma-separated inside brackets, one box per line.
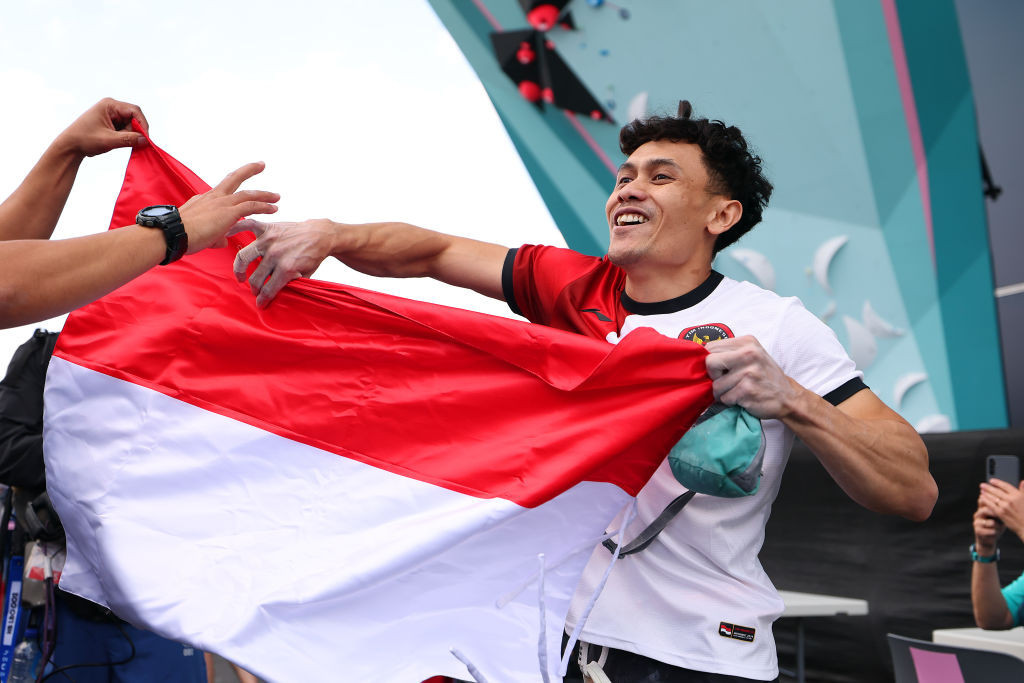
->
[136, 205, 188, 265]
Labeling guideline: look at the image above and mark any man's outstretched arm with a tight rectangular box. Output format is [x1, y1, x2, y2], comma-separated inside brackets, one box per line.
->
[705, 335, 937, 521]
[0, 163, 279, 328]
[232, 219, 509, 307]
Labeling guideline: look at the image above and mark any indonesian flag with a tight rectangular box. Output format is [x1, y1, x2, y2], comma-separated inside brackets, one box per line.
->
[42, 128, 713, 682]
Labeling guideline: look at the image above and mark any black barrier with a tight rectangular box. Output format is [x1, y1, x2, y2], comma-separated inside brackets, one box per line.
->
[762, 429, 1024, 682]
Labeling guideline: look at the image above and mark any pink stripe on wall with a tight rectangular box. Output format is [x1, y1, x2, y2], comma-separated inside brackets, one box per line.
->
[881, 0, 935, 264]
[468, 0, 502, 32]
[564, 111, 619, 175]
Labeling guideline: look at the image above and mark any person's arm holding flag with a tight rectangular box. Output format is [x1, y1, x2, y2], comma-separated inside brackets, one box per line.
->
[0, 98, 280, 328]
[0, 98, 150, 243]
[232, 218, 507, 308]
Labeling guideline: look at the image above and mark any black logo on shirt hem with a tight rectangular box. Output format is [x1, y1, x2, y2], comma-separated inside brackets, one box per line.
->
[719, 621, 755, 642]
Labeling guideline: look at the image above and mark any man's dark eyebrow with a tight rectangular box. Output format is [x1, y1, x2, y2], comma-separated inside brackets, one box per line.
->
[616, 158, 683, 176]
[644, 157, 683, 171]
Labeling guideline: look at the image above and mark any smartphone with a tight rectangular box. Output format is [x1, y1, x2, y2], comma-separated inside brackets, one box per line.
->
[987, 454, 1020, 486]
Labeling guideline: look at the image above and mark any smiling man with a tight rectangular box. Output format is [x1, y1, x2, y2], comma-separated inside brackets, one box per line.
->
[234, 101, 936, 682]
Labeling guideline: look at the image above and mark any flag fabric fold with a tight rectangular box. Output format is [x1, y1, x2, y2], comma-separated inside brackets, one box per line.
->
[43, 130, 713, 682]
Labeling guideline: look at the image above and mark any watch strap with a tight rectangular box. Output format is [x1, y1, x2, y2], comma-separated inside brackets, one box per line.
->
[136, 206, 188, 265]
[971, 543, 999, 563]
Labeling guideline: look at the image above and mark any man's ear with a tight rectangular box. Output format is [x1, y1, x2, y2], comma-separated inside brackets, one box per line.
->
[708, 199, 743, 236]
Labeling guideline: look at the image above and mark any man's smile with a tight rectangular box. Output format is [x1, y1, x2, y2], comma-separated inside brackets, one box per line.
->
[614, 213, 650, 226]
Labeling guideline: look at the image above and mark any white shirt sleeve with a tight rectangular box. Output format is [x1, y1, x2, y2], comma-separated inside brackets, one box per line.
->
[769, 299, 863, 399]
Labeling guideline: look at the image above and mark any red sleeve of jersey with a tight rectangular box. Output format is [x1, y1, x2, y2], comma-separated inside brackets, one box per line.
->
[504, 245, 607, 325]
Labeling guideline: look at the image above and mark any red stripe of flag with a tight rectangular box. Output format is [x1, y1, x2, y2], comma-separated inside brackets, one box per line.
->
[56, 127, 713, 507]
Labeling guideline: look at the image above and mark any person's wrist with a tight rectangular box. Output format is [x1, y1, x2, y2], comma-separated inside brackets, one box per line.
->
[971, 543, 999, 563]
[774, 378, 811, 423]
[176, 205, 206, 255]
[328, 221, 354, 256]
[136, 205, 188, 265]
[783, 378, 808, 418]
[975, 537, 997, 554]
[46, 132, 88, 169]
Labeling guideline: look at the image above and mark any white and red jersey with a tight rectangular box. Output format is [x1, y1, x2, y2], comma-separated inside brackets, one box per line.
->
[505, 244, 864, 680]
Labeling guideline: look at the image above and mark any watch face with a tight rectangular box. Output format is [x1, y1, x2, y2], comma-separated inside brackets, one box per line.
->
[141, 205, 175, 217]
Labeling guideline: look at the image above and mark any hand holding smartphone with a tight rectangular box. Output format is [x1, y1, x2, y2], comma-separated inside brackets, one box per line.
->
[984, 455, 1022, 531]
[987, 454, 1020, 487]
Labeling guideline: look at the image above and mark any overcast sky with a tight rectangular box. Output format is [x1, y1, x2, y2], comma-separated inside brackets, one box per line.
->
[0, 0, 567, 365]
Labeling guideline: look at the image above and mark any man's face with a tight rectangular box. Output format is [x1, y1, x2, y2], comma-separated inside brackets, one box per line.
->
[605, 139, 724, 271]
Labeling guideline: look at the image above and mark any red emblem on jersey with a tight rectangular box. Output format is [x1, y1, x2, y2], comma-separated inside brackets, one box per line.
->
[680, 323, 734, 345]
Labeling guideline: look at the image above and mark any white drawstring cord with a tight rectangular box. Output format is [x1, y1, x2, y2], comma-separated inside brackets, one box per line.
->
[494, 527, 622, 610]
[483, 498, 638, 682]
[450, 648, 490, 683]
[537, 553, 551, 683]
[560, 498, 638, 677]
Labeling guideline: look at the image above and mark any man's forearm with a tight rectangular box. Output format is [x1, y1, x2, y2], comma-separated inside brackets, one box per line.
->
[0, 226, 165, 328]
[333, 221, 508, 298]
[972, 557, 1013, 629]
[781, 385, 937, 521]
[0, 137, 84, 242]
[330, 222, 457, 278]
[235, 218, 508, 307]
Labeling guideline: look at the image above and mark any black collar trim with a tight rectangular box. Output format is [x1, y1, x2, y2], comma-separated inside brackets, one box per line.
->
[621, 271, 724, 315]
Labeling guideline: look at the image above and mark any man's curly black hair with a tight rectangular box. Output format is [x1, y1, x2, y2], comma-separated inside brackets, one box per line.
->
[618, 100, 773, 254]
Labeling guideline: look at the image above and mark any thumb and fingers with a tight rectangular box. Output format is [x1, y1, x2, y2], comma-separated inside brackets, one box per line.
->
[232, 225, 314, 306]
[106, 99, 148, 134]
[228, 217, 286, 301]
[703, 338, 746, 381]
[253, 269, 293, 308]
[104, 101, 149, 150]
[236, 247, 295, 308]
[98, 129, 147, 152]
[981, 480, 1024, 511]
[704, 351, 733, 381]
[230, 221, 305, 281]
[974, 503, 1005, 536]
[234, 241, 265, 278]
[232, 224, 277, 280]
[180, 177, 279, 254]
[986, 478, 1020, 495]
[76, 99, 149, 155]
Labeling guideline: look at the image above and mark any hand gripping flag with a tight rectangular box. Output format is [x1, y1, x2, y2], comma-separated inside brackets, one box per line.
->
[42, 127, 713, 682]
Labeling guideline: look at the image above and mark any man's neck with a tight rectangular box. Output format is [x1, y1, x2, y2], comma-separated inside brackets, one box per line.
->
[623, 263, 713, 303]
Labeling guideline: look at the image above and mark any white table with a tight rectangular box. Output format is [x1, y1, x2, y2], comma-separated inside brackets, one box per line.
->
[777, 590, 869, 683]
[932, 626, 1024, 661]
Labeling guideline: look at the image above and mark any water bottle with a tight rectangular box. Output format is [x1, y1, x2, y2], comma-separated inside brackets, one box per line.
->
[8, 628, 41, 682]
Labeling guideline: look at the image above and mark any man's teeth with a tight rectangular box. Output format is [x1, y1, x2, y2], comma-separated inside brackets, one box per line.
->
[616, 214, 648, 226]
